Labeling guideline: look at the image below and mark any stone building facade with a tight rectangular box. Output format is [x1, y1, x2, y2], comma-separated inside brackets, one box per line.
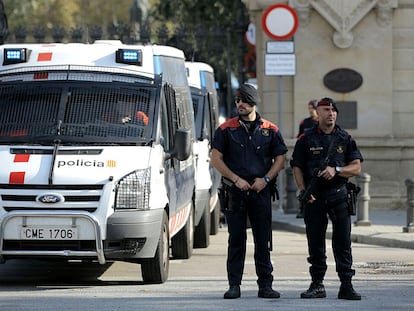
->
[243, 0, 414, 208]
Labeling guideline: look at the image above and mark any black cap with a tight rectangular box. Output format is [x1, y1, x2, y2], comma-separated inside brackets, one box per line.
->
[317, 97, 338, 113]
[237, 83, 258, 106]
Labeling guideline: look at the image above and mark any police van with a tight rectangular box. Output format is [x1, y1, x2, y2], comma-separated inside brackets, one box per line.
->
[0, 41, 197, 284]
[185, 61, 221, 248]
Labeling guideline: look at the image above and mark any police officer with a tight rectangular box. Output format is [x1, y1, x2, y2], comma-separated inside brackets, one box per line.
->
[211, 83, 287, 299]
[290, 97, 363, 300]
[297, 99, 319, 137]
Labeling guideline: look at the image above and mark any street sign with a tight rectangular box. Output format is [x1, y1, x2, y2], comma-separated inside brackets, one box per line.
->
[266, 41, 294, 54]
[262, 4, 299, 40]
[265, 54, 296, 76]
[245, 22, 256, 46]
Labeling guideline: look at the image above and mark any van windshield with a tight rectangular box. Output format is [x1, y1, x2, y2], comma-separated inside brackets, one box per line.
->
[0, 81, 155, 145]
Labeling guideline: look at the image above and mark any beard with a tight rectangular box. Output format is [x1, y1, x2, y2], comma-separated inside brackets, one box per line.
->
[238, 107, 254, 117]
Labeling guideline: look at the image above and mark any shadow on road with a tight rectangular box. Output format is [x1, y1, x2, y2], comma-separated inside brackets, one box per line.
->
[0, 259, 145, 287]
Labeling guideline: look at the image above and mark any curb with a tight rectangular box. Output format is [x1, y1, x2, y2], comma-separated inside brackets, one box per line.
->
[272, 221, 414, 250]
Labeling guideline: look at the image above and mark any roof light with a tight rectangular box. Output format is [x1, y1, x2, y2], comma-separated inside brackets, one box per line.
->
[3, 48, 28, 65]
[116, 49, 142, 65]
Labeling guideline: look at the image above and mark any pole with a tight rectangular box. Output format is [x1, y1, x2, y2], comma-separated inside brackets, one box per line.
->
[277, 76, 284, 210]
[226, 31, 233, 118]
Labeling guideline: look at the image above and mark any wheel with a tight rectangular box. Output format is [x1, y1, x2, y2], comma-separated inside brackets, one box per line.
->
[210, 201, 220, 235]
[194, 204, 210, 248]
[141, 210, 169, 284]
[171, 204, 194, 259]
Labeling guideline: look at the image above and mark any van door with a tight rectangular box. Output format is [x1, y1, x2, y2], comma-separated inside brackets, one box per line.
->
[160, 84, 194, 235]
[160, 84, 178, 219]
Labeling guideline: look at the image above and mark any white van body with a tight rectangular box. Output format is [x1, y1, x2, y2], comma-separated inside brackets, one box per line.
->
[0, 41, 197, 284]
[185, 61, 221, 248]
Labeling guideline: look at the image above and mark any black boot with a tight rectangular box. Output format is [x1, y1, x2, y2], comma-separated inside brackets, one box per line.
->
[300, 281, 326, 298]
[224, 285, 241, 299]
[338, 281, 361, 300]
[258, 287, 280, 299]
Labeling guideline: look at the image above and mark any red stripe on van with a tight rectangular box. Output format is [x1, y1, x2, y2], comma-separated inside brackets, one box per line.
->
[9, 172, 25, 184]
[14, 154, 30, 162]
[37, 52, 53, 61]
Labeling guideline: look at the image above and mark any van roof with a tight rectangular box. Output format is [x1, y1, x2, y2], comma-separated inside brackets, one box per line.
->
[0, 41, 185, 78]
[185, 61, 215, 88]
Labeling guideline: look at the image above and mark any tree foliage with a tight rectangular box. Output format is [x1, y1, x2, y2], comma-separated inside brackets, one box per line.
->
[2, 0, 251, 114]
[150, 0, 250, 90]
[3, 0, 132, 33]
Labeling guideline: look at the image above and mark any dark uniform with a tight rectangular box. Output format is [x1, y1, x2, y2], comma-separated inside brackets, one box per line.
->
[298, 116, 318, 137]
[212, 113, 287, 290]
[290, 123, 363, 298]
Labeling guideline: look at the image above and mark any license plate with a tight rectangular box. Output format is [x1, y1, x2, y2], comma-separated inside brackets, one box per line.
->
[21, 226, 78, 240]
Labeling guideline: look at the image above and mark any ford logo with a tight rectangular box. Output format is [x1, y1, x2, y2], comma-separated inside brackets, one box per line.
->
[36, 193, 65, 204]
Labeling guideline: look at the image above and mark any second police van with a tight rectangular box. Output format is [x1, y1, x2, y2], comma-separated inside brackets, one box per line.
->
[0, 41, 199, 283]
[185, 61, 221, 248]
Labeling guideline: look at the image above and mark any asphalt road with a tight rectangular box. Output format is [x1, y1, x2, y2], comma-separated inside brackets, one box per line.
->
[0, 228, 413, 311]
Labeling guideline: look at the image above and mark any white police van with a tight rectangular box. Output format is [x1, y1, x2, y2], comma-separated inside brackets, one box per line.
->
[186, 61, 221, 248]
[0, 41, 197, 283]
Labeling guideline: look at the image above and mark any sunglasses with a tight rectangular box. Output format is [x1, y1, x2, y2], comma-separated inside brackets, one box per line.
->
[234, 97, 242, 104]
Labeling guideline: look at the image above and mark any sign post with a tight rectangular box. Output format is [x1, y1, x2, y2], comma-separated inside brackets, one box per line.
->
[262, 4, 299, 211]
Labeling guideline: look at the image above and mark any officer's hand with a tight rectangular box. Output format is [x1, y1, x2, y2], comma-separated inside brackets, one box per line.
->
[309, 194, 316, 203]
[235, 178, 251, 191]
[251, 178, 267, 193]
[317, 166, 336, 180]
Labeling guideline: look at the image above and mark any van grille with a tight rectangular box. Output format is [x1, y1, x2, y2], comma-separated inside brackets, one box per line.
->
[0, 184, 104, 213]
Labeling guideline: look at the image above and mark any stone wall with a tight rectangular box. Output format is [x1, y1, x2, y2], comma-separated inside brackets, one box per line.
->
[244, 0, 414, 208]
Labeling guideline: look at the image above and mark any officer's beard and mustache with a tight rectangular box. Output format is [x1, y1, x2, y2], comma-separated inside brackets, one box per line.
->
[237, 105, 256, 121]
[238, 105, 257, 132]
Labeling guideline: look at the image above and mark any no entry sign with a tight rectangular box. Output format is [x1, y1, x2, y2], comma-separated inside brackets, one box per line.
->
[262, 4, 299, 40]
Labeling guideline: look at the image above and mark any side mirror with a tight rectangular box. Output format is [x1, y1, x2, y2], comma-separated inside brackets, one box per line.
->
[165, 129, 192, 161]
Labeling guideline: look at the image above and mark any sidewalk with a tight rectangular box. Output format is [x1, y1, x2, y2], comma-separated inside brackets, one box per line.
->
[272, 208, 414, 250]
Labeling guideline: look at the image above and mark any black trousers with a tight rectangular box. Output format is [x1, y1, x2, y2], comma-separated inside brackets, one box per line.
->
[224, 187, 273, 288]
[303, 186, 355, 282]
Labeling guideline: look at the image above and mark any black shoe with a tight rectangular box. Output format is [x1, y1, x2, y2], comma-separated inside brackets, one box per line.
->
[300, 281, 326, 298]
[224, 285, 240, 299]
[258, 287, 280, 299]
[338, 282, 361, 300]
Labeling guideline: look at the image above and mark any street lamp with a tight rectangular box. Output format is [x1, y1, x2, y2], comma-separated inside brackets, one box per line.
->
[90, 26, 102, 42]
[33, 26, 46, 43]
[70, 27, 83, 42]
[52, 26, 65, 43]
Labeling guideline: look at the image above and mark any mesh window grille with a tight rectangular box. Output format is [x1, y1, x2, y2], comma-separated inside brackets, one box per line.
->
[0, 82, 155, 143]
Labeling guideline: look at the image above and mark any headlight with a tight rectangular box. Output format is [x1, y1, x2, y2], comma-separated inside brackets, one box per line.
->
[115, 168, 150, 210]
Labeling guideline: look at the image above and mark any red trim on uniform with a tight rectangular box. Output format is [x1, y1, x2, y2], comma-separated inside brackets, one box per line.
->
[260, 119, 279, 131]
[37, 52, 53, 61]
[9, 172, 25, 184]
[14, 154, 30, 162]
[297, 133, 306, 140]
[219, 117, 240, 130]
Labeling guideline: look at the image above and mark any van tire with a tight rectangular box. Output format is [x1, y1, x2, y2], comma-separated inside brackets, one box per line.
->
[141, 211, 169, 284]
[194, 205, 210, 248]
[210, 203, 220, 235]
[171, 204, 194, 259]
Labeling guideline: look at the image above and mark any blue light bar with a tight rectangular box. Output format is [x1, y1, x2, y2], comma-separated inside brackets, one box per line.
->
[116, 49, 142, 65]
[3, 48, 28, 65]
